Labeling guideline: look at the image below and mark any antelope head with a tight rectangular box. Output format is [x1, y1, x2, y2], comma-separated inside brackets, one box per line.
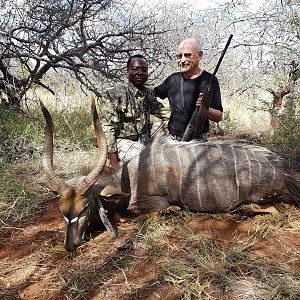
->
[40, 98, 108, 252]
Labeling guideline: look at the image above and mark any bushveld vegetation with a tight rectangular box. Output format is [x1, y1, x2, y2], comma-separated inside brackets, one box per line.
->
[1, 77, 299, 299]
[0, 0, 299, 299]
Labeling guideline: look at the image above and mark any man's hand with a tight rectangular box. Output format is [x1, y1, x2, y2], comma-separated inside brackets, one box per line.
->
[196, 93, 204, 107]
[196, 92, 223, 122]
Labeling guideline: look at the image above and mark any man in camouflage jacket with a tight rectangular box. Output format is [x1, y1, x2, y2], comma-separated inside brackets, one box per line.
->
[101, 54, 169, 166]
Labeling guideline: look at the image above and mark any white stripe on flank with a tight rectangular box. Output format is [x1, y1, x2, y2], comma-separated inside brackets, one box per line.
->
[150, 143, 159, 191]
[230, 145, 240, 198]
[162, 143, 169, 196]
[175, 145, 187, 209]
[251, 149, 262, 184]
[192, 145, 202, 211]
[252, 147, 276, 185]
[269, 162, 276, 185]
[217, 144, 231, 201]
[244, 149, 252, 195]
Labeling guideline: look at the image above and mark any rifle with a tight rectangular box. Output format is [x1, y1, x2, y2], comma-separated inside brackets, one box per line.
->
[181, 34, 233, 142]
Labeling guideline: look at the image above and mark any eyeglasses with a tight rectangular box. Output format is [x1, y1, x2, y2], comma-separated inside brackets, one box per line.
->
[176, 53, 193, 59]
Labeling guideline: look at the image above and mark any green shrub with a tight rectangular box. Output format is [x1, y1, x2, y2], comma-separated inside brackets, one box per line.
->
[0, 105, 96, 225]
[264, 96, 300, 168]
[0, 105, 96, 162]
[0, 161, 42, 224]
[47, 108, 96, 148]
[0, 107, 43, 162]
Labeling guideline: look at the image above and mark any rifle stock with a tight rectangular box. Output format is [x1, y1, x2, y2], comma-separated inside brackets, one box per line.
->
[181, 107, 199, 141]
[182, 84, 211, 141]
[181, 34, 233, 142]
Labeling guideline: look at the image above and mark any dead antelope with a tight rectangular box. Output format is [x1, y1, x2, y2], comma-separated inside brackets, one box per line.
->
[40, 100, 300, 252]
[40, 99, 119, 252]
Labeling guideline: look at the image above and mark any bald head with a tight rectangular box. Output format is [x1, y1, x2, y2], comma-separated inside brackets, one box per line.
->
[177, 38, 203, 79]
[178, 38, 203, 53]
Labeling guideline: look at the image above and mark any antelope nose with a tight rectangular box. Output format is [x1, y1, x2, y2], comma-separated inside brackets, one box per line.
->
[64, 240, 80, 252]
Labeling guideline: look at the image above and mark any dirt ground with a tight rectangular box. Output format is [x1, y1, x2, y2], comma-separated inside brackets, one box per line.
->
[1, 193, 300, 300]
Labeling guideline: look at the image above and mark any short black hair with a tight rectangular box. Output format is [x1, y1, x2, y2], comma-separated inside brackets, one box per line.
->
[126, 54, 147, 71]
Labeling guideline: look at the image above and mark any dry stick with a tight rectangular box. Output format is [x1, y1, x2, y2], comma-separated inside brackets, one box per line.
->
[97, 199, 117, 239]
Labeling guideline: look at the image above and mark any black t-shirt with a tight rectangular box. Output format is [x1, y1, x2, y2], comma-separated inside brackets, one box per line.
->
[154, 71, 223, 135]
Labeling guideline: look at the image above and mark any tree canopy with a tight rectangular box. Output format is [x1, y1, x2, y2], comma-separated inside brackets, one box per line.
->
[0, 0, 175, 108]
[0, 0, 299, 110]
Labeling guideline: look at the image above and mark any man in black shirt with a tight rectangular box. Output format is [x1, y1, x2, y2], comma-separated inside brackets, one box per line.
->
[154, 38, 223, 141]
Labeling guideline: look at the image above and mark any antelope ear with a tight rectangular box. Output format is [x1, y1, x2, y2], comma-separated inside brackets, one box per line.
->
[100, 186, 130, 198]
[40, 181, 59, 194]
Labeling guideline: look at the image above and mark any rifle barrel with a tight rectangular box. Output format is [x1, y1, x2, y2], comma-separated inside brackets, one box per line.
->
[210, 34, 233, 81]
[181, 34, 233, 142]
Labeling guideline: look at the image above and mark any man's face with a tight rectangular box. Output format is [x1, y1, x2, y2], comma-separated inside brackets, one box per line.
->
[177, 41, 202, 75]
[127, 58, 148, 88]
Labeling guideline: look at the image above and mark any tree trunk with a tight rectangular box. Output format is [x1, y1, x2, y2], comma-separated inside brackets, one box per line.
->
[269, 85, 291, 131]
[269, 61, 300, 132]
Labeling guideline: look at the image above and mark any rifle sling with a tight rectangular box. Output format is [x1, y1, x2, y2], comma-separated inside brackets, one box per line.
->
[180, 75, 188, 120]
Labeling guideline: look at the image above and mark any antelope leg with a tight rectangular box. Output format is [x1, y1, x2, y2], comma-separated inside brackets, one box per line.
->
[97, 199, 117, 239]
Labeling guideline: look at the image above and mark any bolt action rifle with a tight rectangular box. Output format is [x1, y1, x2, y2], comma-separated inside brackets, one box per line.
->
[181, 34, 233, 142]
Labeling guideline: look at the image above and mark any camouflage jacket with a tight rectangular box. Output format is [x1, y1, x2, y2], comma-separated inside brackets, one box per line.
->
[100, 82, 169, 152]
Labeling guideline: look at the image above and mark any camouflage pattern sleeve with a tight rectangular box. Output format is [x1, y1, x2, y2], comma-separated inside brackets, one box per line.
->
[99, 88, 119, 153]
[147, 88, 170, 120]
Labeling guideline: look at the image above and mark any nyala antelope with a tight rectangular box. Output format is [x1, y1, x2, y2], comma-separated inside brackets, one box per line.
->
[40, 99, 300, 252]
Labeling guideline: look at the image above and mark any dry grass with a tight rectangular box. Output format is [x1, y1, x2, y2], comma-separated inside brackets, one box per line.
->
[212, 93, 272, 138]
[1, 158, 300, 299]
[1, 84, 300, 299]
[0, 209, 300, 300]
[133, 211, 300, 300]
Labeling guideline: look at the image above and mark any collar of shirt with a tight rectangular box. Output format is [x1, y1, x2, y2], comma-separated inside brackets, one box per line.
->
[128, 81, 146, 98]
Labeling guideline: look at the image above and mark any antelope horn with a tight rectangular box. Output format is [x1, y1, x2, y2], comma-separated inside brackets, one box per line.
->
[39, 100, 69, 195]
[76, 97, 107, 195]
